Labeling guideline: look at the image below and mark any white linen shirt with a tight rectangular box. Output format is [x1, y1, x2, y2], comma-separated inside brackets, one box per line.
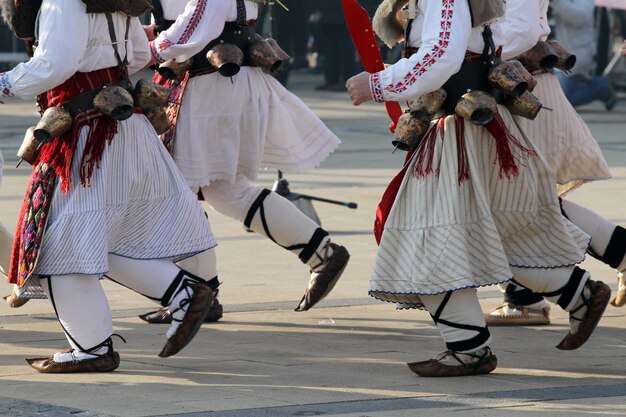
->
[0, 0, 150, 99]
[150, 0, 258, 63]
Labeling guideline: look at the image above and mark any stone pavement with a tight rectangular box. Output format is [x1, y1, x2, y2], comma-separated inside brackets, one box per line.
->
[1, 71, 626, 417]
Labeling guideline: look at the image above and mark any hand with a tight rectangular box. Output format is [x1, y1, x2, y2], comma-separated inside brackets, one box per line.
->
[621, 39, 626, 57]
[144, 24, 157, 42]
[345, 71, 374, 106]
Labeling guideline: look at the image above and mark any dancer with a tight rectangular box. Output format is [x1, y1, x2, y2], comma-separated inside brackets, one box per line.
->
[486, 0, 624, 325]
[1, 0, 219, 372]
[346, 0, 610, 377]
[138, 0, 350, 324]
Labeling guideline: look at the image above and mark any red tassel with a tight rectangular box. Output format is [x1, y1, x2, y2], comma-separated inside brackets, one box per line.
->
[79, 116, 118, 187]
[455, 115, 469, 184]
[413, 117, 445, 177]
[484, 112, 537, 179]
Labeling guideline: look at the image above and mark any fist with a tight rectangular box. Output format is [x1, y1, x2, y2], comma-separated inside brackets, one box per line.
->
[346, 71, 374, 106]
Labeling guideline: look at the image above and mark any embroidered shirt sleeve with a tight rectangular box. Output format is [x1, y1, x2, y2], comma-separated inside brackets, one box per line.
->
[0, 72, 14, 97]
[150, 0, 227, 63]
[374, 0, 471, 102]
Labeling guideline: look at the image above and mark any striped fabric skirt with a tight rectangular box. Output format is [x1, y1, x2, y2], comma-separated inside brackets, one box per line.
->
[513, 72, 611, 196]
[172, 67, 341, 188]
[31, 114, 217, 277]
[369, 108, 590, 307]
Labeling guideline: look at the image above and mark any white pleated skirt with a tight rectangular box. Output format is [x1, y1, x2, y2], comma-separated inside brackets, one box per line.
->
[369, 108, 590, 307]
[173, 67, 341, 187]
[513, 72, 611, 196]
[33, 114, 217, 276]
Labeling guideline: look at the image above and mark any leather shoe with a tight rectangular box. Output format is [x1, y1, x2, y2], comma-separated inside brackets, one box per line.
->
[4, 288, 29, 308]
[159, 284, 215, 358]
[295, 243, 350, 311]
[139, 297, 223, 324]
[557, 280, 610, 350]
[26, 350, 120, 373]
[407, 347, 497, 377]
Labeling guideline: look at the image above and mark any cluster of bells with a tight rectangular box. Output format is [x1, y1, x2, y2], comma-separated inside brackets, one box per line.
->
[392, 40, 576, 152]
[17, 34, 289, 166]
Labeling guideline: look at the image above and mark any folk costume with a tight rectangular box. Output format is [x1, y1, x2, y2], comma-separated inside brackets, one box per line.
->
[1, 0, 220, 372]
[362, 0, 610, 377]
[486, 0, 626, 325]
[139, 0, 349, 324]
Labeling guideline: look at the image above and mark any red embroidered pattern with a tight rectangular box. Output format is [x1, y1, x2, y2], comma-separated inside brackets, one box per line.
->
[371, 0, 455, 101]
[154, 0, 207, 59]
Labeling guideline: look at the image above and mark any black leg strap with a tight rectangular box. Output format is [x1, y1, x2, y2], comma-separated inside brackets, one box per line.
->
[243, 188, 329, 262]
[592, 226, 626, 269]
[244, 189, 272, 230]
[429, 291, 491, 353]
[504, 284, 545, 306]
[293, 228, 329, 264]
[517, 267, 585, 309]
[160, 270, 186, 307]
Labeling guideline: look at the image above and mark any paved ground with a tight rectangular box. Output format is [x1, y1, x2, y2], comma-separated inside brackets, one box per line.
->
[1, 70, 626, 417]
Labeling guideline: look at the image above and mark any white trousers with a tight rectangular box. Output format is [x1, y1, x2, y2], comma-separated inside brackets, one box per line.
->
[41, 252, 216, 352]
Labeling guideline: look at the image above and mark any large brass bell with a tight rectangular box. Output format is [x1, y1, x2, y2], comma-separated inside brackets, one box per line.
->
[158, 58, 192, 80]
[392, 112, 431, 152]
[144, 107, 171, 135]
[407, 89, 447, 121]
[547, 40, 576, 72]
[249, 35, 287, 73]
[206, 43, 244, 77]
[455, 90, 497, 125]
[506, 60, 537, 92]
[506, 91, 543, 120]
[265, 38, 290, 71]
[133, 79, 171, 111]
[518, 41, 558, 72]
[93, 85, 134, 121]
[488, 61, 528, 98]
[16, 127, 39, 166]
[33, 106, 73, 143]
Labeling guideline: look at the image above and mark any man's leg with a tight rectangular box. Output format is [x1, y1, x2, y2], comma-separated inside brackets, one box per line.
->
[27, 274, 119, 373]
[202, 178, 349, 311]
[106, 254, 218, 357]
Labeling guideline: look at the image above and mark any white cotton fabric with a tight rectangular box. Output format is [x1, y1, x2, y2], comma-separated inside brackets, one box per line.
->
[512, 72, 611, 196]
[369, 110, 590, 306]
[5, 0, 150, 99]
[34, 115, 217, 276]
[174, 70, 340, 186]
[153, 0, 341, 186]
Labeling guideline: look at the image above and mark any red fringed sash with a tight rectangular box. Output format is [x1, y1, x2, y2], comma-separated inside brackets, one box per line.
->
[8, 67, 125, 285]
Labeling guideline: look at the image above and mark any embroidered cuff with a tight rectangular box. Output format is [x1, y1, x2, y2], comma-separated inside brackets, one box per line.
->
[0, 72, 14, 97]
[369, 72, 384, 103]
[150, 39, 170, 64]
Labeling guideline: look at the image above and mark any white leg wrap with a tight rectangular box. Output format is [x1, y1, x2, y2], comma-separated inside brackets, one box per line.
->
[420, 288, 491, 353]
[41, 275, 113, 352]
[561, 199, 616, 257]
[511, 266, 588, 311]
[203, 179, 330, 268]
[106, 255, 182, 301]
[177, 248, 218, 281]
